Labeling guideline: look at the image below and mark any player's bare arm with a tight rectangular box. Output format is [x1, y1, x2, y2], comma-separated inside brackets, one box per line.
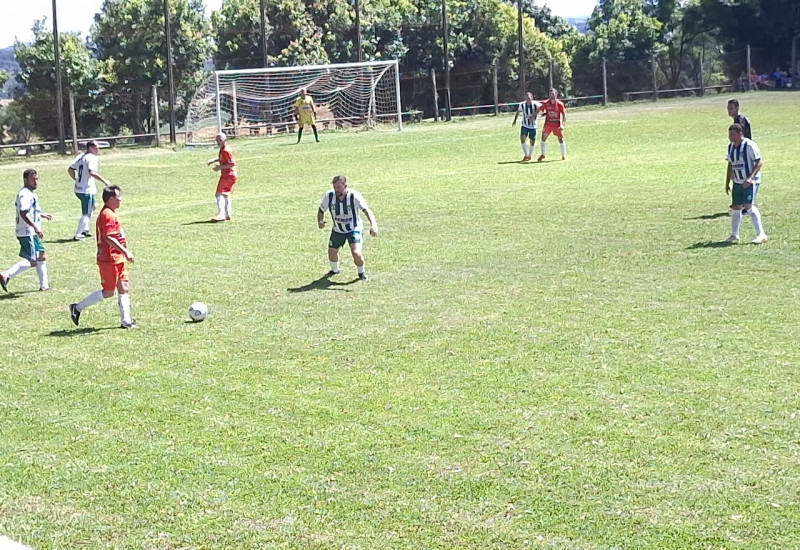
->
[317, 209, 326, 229]
[68, 167, 76, 179]
[90, 171, 110, 186]
[512, 111, 519, 126]
[105, 235, 134, 262]
[744, 159, 763, 188]
[19, 210, 43, 238]
[363, 208, 379, 236]
[206, 157, 220, 166]
[725, 163, 732, 195]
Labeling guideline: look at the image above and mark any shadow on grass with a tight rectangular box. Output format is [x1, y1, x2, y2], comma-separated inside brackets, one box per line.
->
[684, 212, 729, 221]
[181, 219, 224, 226]
[50, 237, 82, 244]
[47, 327, 106, 337]
[287, 275, 359, 293]
[0, 290, 39, 301]
[497, 160, 534, 165]
[687, 240, 737, 249]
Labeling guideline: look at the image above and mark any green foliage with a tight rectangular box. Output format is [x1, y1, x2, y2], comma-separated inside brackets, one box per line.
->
[91, 0, 213, 135]
[12, 19, 103, 140]
[0, 70, 8, 90]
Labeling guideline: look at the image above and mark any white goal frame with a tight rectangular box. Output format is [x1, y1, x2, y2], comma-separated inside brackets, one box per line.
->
[187, 60, 402, 144]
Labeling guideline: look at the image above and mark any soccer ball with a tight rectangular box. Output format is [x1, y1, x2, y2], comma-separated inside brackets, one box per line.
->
[188, 302, 208, 322]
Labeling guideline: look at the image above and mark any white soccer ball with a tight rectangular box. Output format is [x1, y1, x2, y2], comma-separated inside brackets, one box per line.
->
[188, 302, 208, 322]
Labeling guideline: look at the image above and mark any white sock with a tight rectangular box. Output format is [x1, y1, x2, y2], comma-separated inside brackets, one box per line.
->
[541, 142, 547, 156]
[357, 265, 365, 274]
[215, 195, 225, 217]
[521, 143, 528, 156]
[36, 261, 49, 289]
[731, 210, 742, 237]
[748, 206, 765, 235]
[118, 293, 132, 324]
[4, 260, 32, 279]
[330, 261, 339, 272]
[560, 142, 567, 158]
[76, 215, 90, 236]
[77, 290, 105, 311]
[224, 196, 233, 219]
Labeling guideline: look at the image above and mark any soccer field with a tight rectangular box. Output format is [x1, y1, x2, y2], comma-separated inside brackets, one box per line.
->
[1, 92, 799, 549]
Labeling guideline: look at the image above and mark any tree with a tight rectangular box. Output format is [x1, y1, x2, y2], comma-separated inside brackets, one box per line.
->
[91, 0, 213, 136]
[0, 71, 9, 90]
[521, 1, 579, 42]
[13, 19, 104, 139]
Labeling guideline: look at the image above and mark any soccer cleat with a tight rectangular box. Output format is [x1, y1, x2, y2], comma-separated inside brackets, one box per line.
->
[73, 234, 85, 241]
[751, 234, 769, 244]
[326, 270, 340, 277]
[537, 155, 545, 162]
[120, 320, 139, 329]
[358, 272, 369, 282]
[210, 217, 226, 223]
[82, 231, 92, 237]
[69, 303, 81, 326]
[39, 287, 50, 292]
[723, 235, 740, 243]
[561, 156, 566, 161]
[0, 274, 7, 293]
[521, 156, 530, 162]
[225, 216, 232, 221]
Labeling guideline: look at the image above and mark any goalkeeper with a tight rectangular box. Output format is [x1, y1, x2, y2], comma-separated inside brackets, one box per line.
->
[294, 88, 320, 143]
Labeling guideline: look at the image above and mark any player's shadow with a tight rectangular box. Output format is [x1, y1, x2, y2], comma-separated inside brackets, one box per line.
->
[47, 327, 105, 337]
[51, 237, 82, 243]
[182, 220, 222, 226]
[0, 290, 38, 301]
[684, 212, 729, 221]
[687, 240, 738, 249]
[497, 160, 534, 165]
[287, 275, 359, 293]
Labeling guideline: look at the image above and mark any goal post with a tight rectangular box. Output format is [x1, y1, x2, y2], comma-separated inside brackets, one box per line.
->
[187, 60, 403, 144]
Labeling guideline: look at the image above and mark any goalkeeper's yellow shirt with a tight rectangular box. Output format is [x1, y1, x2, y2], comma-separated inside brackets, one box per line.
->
[295, 96, 315, 124]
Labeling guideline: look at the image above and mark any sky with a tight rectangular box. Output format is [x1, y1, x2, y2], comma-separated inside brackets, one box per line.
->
[0, 0, 599, 49]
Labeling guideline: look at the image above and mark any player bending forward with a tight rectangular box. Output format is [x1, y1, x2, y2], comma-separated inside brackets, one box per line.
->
[318, 176, 378, 281]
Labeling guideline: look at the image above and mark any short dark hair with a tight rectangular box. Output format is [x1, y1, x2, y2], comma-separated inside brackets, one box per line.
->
[727, 99, 739, 108]
[729, 123, 743, 134]
[22, 168, 37, 183]
[332, 175, 347, 186]
[102, 185, 122, 203]
[86, 140, 99, 150]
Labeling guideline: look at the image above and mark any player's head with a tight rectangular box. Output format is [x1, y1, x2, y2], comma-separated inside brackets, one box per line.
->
[22, 168, 38, 190]
[86, 140, 99, 153]
[549, 88, 558, 100]
[726, 99, 740, 116]
[103, 185, 122, 209]
[300, 88, 308, 98]
[525, 92, 534, 103]
[215, 132, 227, 148]
[728, 123, 744, 143]
[332, 175, 347, 198]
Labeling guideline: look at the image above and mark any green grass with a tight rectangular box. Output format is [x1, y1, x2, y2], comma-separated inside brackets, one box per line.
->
[1, 92, 800, 549]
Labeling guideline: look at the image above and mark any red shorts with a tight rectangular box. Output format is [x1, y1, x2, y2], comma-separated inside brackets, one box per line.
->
[99, 262, 129, 292]
[543, 124, 564, 139]
[216, 176, 237, 196]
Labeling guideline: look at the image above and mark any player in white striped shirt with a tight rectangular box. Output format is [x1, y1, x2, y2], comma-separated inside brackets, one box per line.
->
[317, 175, 378, 281]
[512, 92, 542, 162]
[724, 123, 767, 244]
[68, 140, 110, 241]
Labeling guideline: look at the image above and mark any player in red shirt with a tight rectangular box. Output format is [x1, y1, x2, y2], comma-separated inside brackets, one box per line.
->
[538, 88, 567, 162]
[69, 185, 137, 329]
[207, 132, 237, 222]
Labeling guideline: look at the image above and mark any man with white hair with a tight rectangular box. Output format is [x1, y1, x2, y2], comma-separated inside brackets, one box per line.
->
[206, 132, 238, 222]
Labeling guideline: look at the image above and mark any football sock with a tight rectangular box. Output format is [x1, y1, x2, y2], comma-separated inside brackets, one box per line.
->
[541, 142, 547, 156]
[76, 215, 90, 237]
[224, 196, 233, 219]
[330, 261, 339, 272]
[312, 126, 319, 142]
[77, 290, 105, 311]
[730, 209, 742, 237]
[748, 206, 765, 235]
[118, 293, 132, 324]
[36, 261, 49, 289]
[215, 195, 225, 218]
[297, 128, 303, 143]
[357, 265, 366, 274]
[5, 260, 32, 279]
[560, 142, 567, 157]
[521, 143, 528, 156]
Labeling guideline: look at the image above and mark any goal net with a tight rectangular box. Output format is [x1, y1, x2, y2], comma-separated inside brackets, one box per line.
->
[186, 60, 402, 144]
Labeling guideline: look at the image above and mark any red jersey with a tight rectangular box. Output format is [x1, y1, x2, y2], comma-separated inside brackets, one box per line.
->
[96, 207, 127, 264]
[542, 99, 566, 126]
[218, 145, 237, 180]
